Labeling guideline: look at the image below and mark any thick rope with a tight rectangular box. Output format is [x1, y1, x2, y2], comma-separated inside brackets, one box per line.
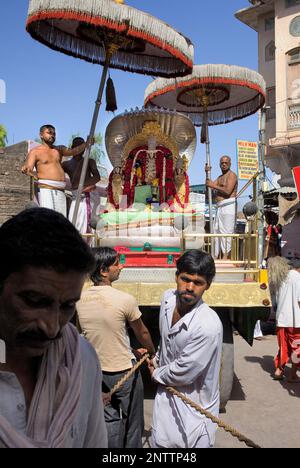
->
[108, 353, 149, 397]
[166, 386, 261, 449]
[107, 353, 261, 449]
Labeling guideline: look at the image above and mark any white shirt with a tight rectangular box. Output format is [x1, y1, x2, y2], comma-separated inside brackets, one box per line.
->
[276, 270, 300, 328]
[0, 337, 107, 448]
[151, 290, 223, 448]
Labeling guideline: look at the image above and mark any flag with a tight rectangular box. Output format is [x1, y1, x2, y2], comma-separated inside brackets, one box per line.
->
[292, 167, 300, 198]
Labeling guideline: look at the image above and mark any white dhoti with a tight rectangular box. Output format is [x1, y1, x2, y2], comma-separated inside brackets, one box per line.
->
[68, 190, 99, 236]
[37, 180, 67, 217]
[214, 198, 236, 258]
[254, 321, 263, 339]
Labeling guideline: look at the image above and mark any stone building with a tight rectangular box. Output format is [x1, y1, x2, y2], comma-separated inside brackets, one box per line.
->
[0, 141, 32, 224]
[236, 0, 300, 186]
[236, 0, 300, 255]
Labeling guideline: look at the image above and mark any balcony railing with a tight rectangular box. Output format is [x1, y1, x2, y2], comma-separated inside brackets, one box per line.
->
[289, 104, 300, 129]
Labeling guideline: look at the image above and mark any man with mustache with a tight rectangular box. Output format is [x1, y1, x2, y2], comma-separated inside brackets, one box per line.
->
[0, 207, 107, 448]
[22, 125, 92, 217]
[148, 250, 223, 448]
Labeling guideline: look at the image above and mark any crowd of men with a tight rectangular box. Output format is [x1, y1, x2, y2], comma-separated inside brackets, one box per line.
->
[0, 124, 297, 448]
[0, 208, 223, 448]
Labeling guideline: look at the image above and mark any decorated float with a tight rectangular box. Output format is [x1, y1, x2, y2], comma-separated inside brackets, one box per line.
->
[98, 108, 205, 261]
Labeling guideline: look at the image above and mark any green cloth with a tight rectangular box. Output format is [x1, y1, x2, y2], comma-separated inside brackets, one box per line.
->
[101, 210, 201, 226]
[134, 185, 153, 204]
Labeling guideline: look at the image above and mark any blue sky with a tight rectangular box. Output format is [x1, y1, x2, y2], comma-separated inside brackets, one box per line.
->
[0, 0, 261, 190]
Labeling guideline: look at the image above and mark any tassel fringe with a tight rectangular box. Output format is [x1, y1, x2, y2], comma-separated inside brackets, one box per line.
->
[26, 0, 194, 78]
[144, 64, 266, 126]
[106, 77, 118, 112]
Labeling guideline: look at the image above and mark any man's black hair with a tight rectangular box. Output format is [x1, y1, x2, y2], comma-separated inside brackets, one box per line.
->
[71, 137, 85, 148]
[0, 208, 95, 284]
[40, 124, 55, 133]
[90, 247, 119, 285]
[176, 249, 216, 285]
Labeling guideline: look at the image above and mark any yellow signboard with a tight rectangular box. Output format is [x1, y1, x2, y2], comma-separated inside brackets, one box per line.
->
[237, 140, 259, 180]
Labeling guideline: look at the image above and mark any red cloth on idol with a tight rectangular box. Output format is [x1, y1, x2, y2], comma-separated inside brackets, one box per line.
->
[274, 327, 300, 369]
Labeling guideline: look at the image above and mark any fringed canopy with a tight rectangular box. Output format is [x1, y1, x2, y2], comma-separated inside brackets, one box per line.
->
[26, 0, 194, 78]
[144, 64, 266, 125]
[105, 108, 197, 168]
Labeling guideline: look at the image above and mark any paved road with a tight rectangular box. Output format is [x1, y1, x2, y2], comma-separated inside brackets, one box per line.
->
[143, 334, 300, 448]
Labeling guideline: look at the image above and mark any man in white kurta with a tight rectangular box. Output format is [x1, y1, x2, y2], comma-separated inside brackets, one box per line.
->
[149, 250, 223, 448]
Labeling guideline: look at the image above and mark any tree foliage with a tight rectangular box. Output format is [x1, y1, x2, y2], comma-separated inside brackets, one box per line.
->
[0, 125, 8, 147]
[69, 132, 106, 174]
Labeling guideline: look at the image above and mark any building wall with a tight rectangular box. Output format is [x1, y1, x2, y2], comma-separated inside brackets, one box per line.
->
[282, 213, 300, 256]
[0, 149, 31, 224]
[275, 0, 300, 137]
[258, 11, 276, 143]
[258, 13, 276, 88]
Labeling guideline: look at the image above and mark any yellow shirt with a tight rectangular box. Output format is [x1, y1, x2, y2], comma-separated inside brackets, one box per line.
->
[77, 286, 141, 372]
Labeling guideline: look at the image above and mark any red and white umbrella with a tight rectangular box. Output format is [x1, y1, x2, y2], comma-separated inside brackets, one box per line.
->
[26, 0, 194, 224]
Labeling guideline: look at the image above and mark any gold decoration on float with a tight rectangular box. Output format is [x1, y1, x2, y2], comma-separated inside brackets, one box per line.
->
[121, 120, 179, 167]
[113, 282, 271, 307]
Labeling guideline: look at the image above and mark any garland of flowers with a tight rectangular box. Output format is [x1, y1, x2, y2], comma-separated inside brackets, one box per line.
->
[155, 148, 164, 204]
[123, 145, 178, 207]
[165, 154, 176, 205]
[107, 171, 119, 209]
[123, 154, 135, 205]
[163, 154, 166, 192]
[123, 146, 150, 207]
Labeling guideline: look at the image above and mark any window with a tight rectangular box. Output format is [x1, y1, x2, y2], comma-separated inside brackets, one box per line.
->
[288, 48, 300, 64]
[265, 41, 275, 62]
[286, 0, 300, 8]
[266, 87, 276, 121]
[265, 17, 275, 31]
[287, 49, 300, 128]
[290, 16, 300, 37]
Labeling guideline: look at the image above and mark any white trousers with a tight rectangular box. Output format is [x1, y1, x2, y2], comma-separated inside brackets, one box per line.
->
[68, 191, 99, 235]
[213, 198, 236, 257]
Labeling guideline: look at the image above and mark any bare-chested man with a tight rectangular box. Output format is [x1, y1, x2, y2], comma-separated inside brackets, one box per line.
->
[62, 137, 101, 235]
[206, 156, 238, 259]
[22, 125, 89, 217]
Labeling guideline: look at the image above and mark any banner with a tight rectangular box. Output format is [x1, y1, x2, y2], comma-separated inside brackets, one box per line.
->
[237, 140, 259, 180]
[292, 166, 300, 198]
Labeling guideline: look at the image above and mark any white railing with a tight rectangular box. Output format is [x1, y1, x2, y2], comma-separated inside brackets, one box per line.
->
[289, 104, 300, 129]
[183, 232, 258, 264]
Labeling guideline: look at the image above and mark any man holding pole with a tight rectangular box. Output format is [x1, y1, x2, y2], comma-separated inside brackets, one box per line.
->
[206, 156, 238, 259]
[22, 125, 92, 217]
